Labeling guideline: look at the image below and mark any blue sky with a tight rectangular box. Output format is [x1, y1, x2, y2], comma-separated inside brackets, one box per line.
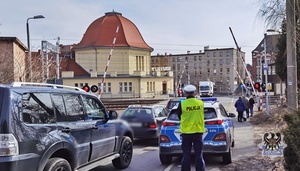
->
[0, 0, 268, 64]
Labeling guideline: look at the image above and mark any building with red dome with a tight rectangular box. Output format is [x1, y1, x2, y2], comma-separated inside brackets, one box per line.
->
[61, 11, 174, 98]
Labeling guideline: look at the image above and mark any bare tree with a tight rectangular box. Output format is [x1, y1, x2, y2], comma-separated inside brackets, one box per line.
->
[257, 0, 286, 29]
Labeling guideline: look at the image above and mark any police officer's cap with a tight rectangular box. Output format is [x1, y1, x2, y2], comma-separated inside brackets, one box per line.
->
[183, 85, 196, 94]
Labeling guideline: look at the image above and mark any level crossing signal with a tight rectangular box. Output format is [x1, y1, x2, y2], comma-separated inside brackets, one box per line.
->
[254, 82, 260, 90]
[82, 85, 99, 93]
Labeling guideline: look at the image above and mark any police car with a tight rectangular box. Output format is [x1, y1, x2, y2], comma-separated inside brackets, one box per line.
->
[159, 97, 236, 165]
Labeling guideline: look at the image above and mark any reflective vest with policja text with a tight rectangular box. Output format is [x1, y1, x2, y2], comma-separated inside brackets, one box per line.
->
[180, 98, 205, 134]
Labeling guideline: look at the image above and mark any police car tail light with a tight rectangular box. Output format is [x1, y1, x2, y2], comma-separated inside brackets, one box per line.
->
[213, 133, 226, 141]
[159, 135, 170, 143]
[149, 122, 157, 128]
[0, 134, 19, 156]
[162, 121, 178, 127]
[205, 120, 224, 125]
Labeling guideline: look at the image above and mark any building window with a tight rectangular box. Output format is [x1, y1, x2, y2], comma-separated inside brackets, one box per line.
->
[198, 56, 202, 60]
[226, 51, 230, 57]
[129, 82, 132, 92]
[220, 59, 223, 65]
[207, 60, 210, 66]
[75, 83, 78, 87]
[119, 82, 123, 92]
[207, 52, 210, 57]
[147, 82, 149, 92]
[220, 52, 223, 57]
[108, 82, 111, 93]
[80, 83, 83, 87]
[213, 52, 216, 57]
[194, 56, 197, 61]
[124, 82, 128, 92]
[103, 83, 106, 93]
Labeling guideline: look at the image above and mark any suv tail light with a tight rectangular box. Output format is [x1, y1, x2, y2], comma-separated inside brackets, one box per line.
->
[213, 133, 226, 141]
[0, 134, 19, 156]
[205, 120, 224, 125]
[149, 122, 157, 128]
[162, 122, 178, 127]
[160, 135, 170, 143]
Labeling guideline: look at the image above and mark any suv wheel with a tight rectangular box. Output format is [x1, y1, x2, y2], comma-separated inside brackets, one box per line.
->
[222, 147, 232, 164]
[159, 154, 172, 164]
[44, 157, 71, 171]
[112, 136, 133, 169]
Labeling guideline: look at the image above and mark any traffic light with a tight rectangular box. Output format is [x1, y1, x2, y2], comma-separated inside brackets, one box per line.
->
[82, 85, 90, 92]
[261, 83, 266, 90]
[254, 82, 260, 90]
[82, 85, 99, 93]
[90, 85, 99, 92]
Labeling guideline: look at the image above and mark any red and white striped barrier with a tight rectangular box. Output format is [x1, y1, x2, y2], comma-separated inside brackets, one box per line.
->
[99, 26, 120, 98]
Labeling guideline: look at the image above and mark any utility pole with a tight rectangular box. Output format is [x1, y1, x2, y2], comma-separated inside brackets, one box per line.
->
[56, 37, 60, 80]
[286, 0, 298, 110]
[263, 33, 269, 115]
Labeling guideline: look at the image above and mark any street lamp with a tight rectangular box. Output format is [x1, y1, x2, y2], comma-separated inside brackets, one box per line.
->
[26, 15, 45, 82]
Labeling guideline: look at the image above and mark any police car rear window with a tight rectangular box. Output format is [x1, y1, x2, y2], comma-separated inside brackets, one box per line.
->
[167, 107, 217, 121]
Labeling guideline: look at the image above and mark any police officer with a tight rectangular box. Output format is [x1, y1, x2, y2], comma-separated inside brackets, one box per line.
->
[175, 84, 205, 171]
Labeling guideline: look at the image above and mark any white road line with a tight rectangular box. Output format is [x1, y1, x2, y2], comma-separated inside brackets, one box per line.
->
[164, 158, 180, 171]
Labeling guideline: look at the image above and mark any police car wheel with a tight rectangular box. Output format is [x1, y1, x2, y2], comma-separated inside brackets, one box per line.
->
[159, 154, 172, 164]
[222, 147, 232, 164]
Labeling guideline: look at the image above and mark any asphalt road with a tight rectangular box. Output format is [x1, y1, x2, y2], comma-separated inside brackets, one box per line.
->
[91, 95, 257, 171]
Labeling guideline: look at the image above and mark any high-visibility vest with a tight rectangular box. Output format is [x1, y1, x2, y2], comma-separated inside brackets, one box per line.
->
[180, 98, 205, 134]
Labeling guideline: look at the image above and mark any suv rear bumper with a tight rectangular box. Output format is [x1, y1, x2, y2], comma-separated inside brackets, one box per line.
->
[0, 153, 40, 171]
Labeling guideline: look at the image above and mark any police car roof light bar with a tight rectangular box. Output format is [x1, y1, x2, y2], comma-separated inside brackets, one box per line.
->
[199, 97, 218, 102]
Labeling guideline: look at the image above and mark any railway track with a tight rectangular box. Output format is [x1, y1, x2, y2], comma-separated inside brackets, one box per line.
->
[101, 98, 167, 110]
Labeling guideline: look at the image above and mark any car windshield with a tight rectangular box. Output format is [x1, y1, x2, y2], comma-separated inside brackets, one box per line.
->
[167, 107, 217, 121]
[121, 108, 153, 118]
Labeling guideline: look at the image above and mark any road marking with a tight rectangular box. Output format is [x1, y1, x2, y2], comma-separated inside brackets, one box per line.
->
[164, 158, 180, 171]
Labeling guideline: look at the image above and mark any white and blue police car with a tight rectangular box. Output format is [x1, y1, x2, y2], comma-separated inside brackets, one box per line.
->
[159, 97, 236, 165]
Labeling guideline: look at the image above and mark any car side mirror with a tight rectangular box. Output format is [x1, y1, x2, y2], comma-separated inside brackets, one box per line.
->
[108, 110, 118, 119]
[228, 113, 236, 118]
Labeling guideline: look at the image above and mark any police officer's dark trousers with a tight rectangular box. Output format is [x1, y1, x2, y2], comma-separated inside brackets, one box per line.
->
[181, 133, 205, 171]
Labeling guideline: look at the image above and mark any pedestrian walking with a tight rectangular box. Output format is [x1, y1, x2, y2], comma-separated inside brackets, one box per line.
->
[235, 96, 246, 122]
[249, 95, 255, 117]
[242, 96, 250, 118]
[175, 84, 205, 171]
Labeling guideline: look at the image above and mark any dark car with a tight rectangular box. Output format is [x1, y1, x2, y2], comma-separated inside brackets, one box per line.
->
[0, 82, 134, 171]
[120, 104, 168, 143]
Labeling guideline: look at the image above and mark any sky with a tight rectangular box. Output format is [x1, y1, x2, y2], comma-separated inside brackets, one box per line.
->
[0, 0, 269, 64]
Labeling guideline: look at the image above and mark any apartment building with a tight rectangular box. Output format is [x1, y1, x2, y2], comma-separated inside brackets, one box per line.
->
[152, 47, 246, 95]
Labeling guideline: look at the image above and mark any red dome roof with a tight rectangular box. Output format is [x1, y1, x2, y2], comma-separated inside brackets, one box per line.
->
[75, 11, 153, 51]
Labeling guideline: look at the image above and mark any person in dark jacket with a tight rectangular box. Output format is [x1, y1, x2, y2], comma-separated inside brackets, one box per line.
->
[242, 96, 250, 118]
[249, 95, 255, 117]
[235, 96, 246, 122]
